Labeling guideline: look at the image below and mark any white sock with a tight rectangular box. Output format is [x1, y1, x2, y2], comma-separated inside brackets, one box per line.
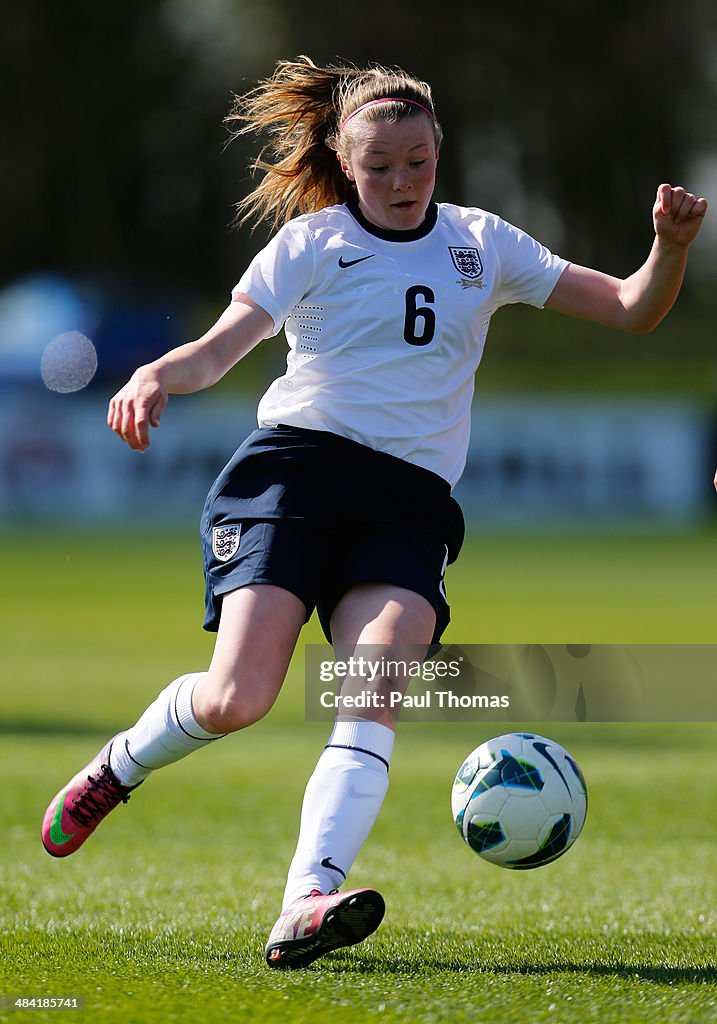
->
[109, 673, 226, 786]
[282, 719, 395, 910]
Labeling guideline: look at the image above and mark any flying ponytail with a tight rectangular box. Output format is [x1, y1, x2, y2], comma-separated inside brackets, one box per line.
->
[227, 56, 441, 229]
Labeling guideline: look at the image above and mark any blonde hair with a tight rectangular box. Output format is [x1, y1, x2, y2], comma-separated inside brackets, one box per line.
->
[227, 56, 442, 230]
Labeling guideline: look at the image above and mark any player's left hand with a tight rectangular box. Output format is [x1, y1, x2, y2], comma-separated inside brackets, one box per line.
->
[653, 184, 708, 247]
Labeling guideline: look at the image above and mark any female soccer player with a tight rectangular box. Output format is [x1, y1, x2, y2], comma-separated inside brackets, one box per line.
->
[41, 57, 707, 968]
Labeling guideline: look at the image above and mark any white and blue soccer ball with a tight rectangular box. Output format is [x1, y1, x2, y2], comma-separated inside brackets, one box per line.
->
[451, 732, 587, 869]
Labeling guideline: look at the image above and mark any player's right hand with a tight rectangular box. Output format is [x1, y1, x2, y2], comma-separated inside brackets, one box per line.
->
[107, 366, 168, 451]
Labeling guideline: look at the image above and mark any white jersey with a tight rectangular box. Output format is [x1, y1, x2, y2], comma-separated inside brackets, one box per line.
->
[233, 199, 568, 487]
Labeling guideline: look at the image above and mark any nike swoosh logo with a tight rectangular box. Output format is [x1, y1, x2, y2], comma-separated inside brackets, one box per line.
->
[338, 254, 376, 268]
[320, 856, 347, 880]
[347, 785, 374, 800]
[49, 792, 76, 845]
[532, 741, 571, 795]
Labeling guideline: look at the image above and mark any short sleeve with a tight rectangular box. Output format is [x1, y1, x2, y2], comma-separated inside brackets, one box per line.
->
[232, 221, 315, 335]
[494, 220, 569, 308]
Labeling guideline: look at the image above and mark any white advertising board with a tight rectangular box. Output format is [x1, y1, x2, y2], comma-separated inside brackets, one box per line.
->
[0, 393, 710, 528]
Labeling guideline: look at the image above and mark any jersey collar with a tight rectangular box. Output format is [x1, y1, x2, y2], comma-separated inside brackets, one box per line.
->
[345, 197, 438, 242]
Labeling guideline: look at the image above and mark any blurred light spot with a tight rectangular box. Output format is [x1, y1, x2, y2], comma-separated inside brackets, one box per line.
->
[41, 332, 98, 392]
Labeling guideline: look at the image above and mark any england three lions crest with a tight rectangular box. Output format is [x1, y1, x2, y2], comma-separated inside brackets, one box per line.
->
[449, 246, 484, 285]
[212, 524, 241, 562]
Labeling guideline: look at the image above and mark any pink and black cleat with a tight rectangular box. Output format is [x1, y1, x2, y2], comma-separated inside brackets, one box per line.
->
[41, 739, 139, 857]
[265, 888, 385, 969]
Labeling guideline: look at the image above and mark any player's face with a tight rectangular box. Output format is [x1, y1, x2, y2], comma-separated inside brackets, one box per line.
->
[340, 116, 439, 231]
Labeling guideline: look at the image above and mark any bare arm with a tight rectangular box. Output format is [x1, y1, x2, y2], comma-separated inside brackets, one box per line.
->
[545, 184, 708, 332]
[107, 294, 273, 451]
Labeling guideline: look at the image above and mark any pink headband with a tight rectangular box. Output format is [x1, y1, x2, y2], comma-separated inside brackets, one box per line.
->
[340, 97, 435, 130]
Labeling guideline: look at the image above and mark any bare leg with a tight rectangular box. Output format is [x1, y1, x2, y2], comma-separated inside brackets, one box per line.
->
[193, 584, 307, 732]
[109, 584, 306, 783]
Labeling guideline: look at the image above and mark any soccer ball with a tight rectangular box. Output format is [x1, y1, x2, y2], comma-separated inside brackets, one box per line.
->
[451, 732, 587, 869]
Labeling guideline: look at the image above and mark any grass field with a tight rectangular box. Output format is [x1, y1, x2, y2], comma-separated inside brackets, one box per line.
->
[2, 530, 716, 1023]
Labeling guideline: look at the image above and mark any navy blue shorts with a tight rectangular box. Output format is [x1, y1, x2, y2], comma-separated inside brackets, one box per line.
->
[200, 426, 465, 644]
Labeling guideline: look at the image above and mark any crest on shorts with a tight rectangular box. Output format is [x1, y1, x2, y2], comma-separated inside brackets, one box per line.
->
[449, 246, 484, 279]
[212, 524, 241, 562]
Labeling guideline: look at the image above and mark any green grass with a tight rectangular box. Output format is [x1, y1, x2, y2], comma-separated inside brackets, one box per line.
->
[1, 530, 716, 1023]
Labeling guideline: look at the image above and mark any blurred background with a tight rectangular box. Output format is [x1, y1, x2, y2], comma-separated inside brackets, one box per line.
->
[4, 14, 716, 1015]
[1, 0, 716, 529]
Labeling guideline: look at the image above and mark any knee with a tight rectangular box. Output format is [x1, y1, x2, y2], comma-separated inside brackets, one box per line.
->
[192, 677, 275, 734]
